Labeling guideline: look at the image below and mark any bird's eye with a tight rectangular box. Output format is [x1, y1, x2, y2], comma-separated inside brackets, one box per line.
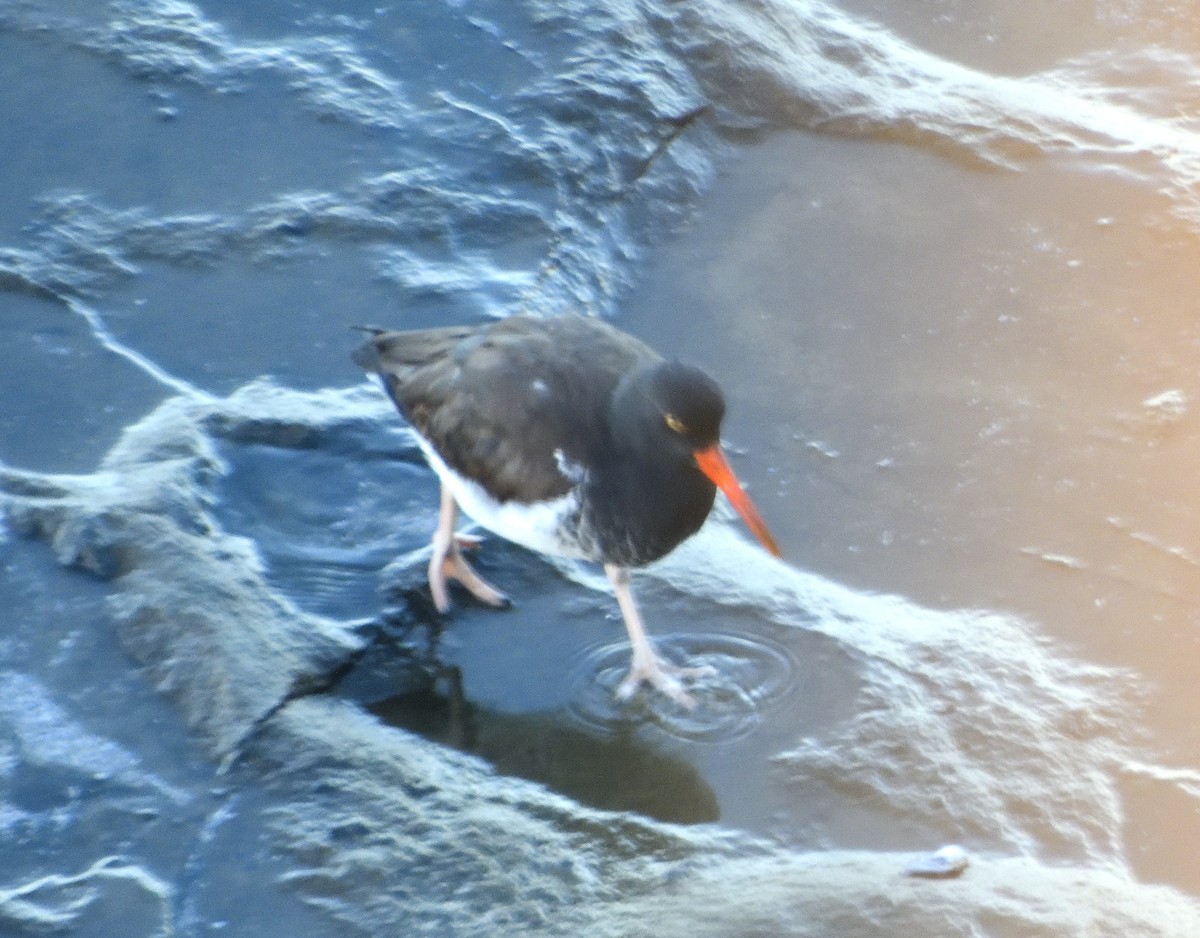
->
[664, 413, 687, 434]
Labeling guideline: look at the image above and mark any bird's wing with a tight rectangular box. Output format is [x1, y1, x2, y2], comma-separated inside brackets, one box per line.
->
[355, 317, 652, 503]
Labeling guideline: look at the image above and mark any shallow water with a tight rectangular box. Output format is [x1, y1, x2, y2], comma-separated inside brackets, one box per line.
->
[2, 1, 1200, 935]
[627, 127, 1200, 888]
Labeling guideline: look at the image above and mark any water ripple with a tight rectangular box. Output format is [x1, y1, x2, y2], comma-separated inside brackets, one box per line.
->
[566, 632, 796, 743]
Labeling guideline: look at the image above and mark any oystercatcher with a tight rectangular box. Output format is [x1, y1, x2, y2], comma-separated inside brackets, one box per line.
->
[353, 315, 780, 706]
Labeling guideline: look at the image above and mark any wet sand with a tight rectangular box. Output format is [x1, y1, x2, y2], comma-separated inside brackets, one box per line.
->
[624, 127, 1200, 894]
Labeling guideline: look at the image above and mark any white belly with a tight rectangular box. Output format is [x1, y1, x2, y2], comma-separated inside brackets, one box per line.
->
[417, 439, 587, 559]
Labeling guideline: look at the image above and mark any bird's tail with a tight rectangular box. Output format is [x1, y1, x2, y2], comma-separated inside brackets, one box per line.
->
[350, 324, 388, 372]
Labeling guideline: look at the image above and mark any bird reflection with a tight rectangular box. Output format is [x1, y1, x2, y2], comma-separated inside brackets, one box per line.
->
[366, 678, 719, 826]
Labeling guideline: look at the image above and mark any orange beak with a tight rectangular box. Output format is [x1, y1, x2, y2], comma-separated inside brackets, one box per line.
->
[693, 444, 782, 557]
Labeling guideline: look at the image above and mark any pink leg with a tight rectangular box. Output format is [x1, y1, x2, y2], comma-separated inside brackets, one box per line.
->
[605, 564, 713, 708]
[428, 485, 509, 612]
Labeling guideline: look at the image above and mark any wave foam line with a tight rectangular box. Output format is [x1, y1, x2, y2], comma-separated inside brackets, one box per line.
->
[67, 297, 211, 401]
[664, 0, 1200, 217]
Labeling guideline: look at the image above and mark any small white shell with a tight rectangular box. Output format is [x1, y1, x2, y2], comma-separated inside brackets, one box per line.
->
[904, 844, 970, 879]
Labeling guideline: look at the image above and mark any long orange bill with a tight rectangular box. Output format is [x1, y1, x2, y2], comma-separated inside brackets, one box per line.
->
[693, 444, 782, 558]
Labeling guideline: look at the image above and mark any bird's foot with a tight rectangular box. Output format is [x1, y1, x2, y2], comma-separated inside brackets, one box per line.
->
[616, 651, 716, 709]
[428, 544, 510, 613]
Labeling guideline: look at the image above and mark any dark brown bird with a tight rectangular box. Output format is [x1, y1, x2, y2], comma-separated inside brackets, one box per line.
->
[353, 314, 780, 706]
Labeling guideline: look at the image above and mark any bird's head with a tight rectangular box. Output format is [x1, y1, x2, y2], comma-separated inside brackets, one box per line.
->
[617, 360, 781, 558]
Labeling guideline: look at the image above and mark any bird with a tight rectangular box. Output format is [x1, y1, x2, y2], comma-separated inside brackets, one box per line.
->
[352, 314, 780, 706]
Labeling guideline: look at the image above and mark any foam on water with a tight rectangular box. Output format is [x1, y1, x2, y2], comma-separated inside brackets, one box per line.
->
[5, 0, 1200, 340]
[0, 856, 173, 935]
[544, 517, 1147, 866]
[541, 0, 1200, 224]
[3, 0, 1200, 933]
[0, 671, 190, 805]
[4, 381, 1195, 920]
[0, 0, 713, 341]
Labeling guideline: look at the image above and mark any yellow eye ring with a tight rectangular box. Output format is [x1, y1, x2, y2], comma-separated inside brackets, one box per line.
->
[664, 413, 687, 434]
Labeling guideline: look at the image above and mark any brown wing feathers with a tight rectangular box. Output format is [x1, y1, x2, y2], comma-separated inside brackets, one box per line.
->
[354, 319, 620, 503]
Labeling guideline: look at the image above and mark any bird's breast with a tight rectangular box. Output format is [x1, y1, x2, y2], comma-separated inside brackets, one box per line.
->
[576, 459, 717, 567]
